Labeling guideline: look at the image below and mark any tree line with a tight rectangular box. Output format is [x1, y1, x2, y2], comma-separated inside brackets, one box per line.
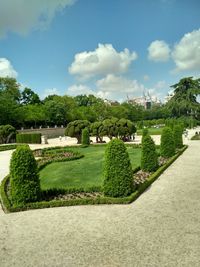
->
[0, 76, 200, 129]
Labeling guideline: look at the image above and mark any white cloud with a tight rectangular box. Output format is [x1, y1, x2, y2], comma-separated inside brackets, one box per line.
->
[67, 84, 96, 96]
[69, 44, 137, 80]
[96, 74, 145, 101]
[0, 58, 18, 78]
[148, 40, 170, 62]
[0, 0, 75, 38]
[154, 80, 167, 89]
[172, 29, 200, 72]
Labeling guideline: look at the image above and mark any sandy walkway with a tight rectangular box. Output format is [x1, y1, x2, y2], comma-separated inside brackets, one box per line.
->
[0, 133, 200, 266]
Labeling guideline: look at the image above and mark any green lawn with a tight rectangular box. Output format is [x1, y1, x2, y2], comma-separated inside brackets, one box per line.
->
[39, 145, 141, 190]
[137, 127, 163, 135]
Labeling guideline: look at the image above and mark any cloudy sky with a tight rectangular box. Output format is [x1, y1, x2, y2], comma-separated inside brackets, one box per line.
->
[0, 0, 200, 101]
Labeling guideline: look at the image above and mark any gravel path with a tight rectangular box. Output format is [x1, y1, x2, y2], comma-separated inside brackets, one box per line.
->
[0, 133, 200, 266]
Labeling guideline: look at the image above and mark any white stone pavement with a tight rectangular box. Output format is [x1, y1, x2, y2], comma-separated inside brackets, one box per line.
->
[0, 128, 200, 266]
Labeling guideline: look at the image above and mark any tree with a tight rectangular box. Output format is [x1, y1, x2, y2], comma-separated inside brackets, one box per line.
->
[101, 117, 119, 140]
[166, 77, 200, 118]
[116, 118, 136, 141]
[103, 139, 133, 197]
[0, 124, 16, 144]
[141, 134, 158, 172]
[160, 127, 175, 158]
[21, 87, 40, 105]
[0, 77, 21, 101]
[0, 77, 22, 126]
[10, 145, 41, 205]
[90, 121, 104, 143]
[65, 120, 90, 143]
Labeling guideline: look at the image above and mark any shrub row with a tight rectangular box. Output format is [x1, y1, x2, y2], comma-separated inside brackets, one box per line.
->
[0, 144, 17, 151]
[16, 133, 41, 144]
[0, 146, 187, 213]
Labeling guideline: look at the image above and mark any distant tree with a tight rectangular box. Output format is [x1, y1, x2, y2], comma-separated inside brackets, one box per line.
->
[0, 77, 22, 126]
[0, 77, 21, 101]
[21, 88, 41, 105]
[166, 77, 200, 117]
[117, 118, 136, 141]
[90, 121, 104, 142]
[0, 124, 16, 144]
[65, 120, 90, 143]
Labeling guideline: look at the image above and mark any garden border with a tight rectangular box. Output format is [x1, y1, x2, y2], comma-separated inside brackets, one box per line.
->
[0, 145, 188, 213]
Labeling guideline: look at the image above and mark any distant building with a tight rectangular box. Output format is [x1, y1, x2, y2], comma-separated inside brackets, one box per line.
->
[164, 90, 174, 103]
[127, 92, 161, 109]
[104, 99, 120, 106]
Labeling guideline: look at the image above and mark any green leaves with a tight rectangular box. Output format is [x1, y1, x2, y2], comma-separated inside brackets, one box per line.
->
[103, 139, 133, 197]
[10, 145, 41, 205]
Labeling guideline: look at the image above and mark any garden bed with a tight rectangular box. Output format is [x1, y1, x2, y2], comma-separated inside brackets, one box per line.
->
[0, 145, 187, 213]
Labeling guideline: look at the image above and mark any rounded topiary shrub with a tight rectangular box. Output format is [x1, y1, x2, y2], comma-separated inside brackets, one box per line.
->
[103, 138, 133, 197]
[173, 125, 183, 149]
[10, 145, 41, 205]
[160, 127, 175, 158]
[81, 128, 90, 146]
[141, 134, 158, 172]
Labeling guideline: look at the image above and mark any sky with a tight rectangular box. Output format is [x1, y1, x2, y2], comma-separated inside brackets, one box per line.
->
[0, 0, 200, 102]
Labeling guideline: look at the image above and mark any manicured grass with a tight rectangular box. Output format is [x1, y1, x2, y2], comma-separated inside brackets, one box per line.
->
[137, 127, 163, 135]
[39, 145, 141, 190]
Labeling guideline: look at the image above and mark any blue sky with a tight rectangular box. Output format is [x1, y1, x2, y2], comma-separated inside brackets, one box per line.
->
[0, 0, 200, 102]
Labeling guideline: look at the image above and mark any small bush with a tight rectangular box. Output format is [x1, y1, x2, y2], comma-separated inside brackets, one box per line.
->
[173, 125, 183, 148]
[16, 133, 41, 144]
[81, 128, 90, 146]
[10, 145, 41, 205]
[141, 134, 158, 172]
[103, 138, 133, 197]
[160, 127, 175, 158]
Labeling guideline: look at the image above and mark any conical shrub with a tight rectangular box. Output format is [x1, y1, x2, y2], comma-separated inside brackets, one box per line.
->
[10, 145, 41, 205]
[160, 127, 175, 158]
[81, 128, 90, 146]
[141, 134, 158, 172]
[103, 139, 133, 197]
[141, 128, 149, 144]
[173, 125, 183, 149]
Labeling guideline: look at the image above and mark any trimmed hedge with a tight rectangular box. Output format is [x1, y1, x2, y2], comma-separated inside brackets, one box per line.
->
[81, 128, 90, 146]
[10, 145, 41, 205]
[0, 146, 188, 213]
[16, 133, 41, 144]
[173, 125, 183, 148]
[103, 139, 133, 197]
[160, 127, 175, 158]
[141, 134, 158, 172]
[0, 144, 17, 151]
